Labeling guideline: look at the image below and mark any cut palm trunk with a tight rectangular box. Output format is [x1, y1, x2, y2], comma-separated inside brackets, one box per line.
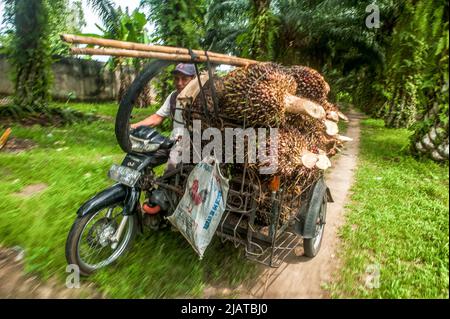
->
[337, 111, 349, 122]
[284, 96, 326, 120]
[178, 72, 210, 107]
[326, 111, 340, 122]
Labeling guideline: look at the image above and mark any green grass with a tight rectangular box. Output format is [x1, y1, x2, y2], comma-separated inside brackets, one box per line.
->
[52, 101, 161, 123]
[338, 120, 348, 135]
[3, 103, 447, 298]
[330, 119, 449, 298]
[0, 102, 257, 298]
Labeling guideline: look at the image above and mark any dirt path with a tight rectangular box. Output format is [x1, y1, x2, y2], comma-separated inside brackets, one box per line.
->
[0, 247, 103, 299]
[237, 109, 363, 299]
[1, 110, 362, 299]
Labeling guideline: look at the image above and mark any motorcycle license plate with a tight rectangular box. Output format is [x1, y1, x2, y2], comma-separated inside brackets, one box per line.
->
[108, 164, 141, 187]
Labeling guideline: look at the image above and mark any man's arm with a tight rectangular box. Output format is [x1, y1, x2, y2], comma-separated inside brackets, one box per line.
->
[131, 114, 164, 129]
[130, 92, 174, 129]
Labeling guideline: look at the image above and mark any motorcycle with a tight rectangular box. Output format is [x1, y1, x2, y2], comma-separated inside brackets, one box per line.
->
[65, 60, 331, 275]
[65, 60, 178, 276]
[65, 125, 179, 275]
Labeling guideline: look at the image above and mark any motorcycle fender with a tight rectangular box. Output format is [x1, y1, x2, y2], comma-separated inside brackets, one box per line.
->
[122, 187, 140, 216]
[76, 184, 129, 217]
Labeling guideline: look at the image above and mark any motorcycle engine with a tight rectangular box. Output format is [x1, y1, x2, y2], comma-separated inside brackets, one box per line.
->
[142, 189, 172, 231]
[148, 189, 171, 212]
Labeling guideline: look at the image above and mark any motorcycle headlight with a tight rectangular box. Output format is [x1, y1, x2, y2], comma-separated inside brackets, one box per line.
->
[108, 164, 141, 187]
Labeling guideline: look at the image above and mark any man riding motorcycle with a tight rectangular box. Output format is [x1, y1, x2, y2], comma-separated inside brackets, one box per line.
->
[130, 63, 196, 172]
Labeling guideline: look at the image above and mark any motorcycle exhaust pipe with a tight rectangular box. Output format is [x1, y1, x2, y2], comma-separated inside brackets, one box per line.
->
[142, 202, 161, 215]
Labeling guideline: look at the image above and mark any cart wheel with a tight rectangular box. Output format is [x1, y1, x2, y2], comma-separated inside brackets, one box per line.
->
[303, 192, 327, 257]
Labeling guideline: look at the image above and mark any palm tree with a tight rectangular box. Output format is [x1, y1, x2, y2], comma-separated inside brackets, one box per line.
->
[246, 0, 276, 60]
[139, 0, 207, 100]
[272, 0, 392, 69]
[203, 0, 249, 55]
[87, 6, 153, 107]
[377, 1, 427, 128]
[86, 0, 119, 36]
[140, 0, 206, 48]
[413, 96, 449, 162]
[2, 0, 54, 116]
[411, 1, 449, 161]
[205, 0, 276, 60]
[3, 0, 115, 118]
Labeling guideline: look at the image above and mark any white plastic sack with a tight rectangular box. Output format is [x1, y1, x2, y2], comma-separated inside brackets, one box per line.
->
[167, 157, 229, 259]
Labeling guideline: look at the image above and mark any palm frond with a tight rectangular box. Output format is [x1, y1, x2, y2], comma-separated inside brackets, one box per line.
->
[86, 0, 119, 36]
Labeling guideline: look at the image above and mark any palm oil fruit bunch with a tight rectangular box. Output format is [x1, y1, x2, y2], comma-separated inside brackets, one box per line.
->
[220, 63, 297, 127]
[220, 63, 326, 126]
[188, 63, 327, 128]
[285, 65, 330, 104]
[285, 65, 348, 123]
[183, 76, 227, 131]
[255, 128, 333, 178]
[272, 129, 308, 177]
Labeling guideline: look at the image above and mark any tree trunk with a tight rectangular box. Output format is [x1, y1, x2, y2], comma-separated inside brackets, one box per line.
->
[412, 102, 449, 162]
[249, 0, 273, 60]
[382, 85, 418, 129]
[117, 63, 153, 108]
[12, 0, 52, 112]
[117, 64, 132, 105]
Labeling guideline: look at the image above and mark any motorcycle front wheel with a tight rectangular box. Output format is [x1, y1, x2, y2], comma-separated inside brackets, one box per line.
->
[65, 201, 138, 276]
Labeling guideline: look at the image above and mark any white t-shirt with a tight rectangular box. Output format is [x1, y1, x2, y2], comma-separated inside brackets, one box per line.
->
[156, 91, 190, 170]
[156, 91, 185, 139]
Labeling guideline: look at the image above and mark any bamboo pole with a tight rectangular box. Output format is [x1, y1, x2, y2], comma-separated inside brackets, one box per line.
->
[70, 47, 254, 67]
[62, 34, 257, 67]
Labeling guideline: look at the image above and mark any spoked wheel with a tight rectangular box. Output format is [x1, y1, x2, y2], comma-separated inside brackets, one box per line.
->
[303, 193, 327, 257]
[65, 202, 137, 276]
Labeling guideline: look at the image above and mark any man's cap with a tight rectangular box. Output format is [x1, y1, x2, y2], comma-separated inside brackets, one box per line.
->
[172, 63, 196, 76]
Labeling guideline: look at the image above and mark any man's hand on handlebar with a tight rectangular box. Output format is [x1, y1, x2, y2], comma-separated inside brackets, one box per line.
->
[131, 114, 165, 129]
